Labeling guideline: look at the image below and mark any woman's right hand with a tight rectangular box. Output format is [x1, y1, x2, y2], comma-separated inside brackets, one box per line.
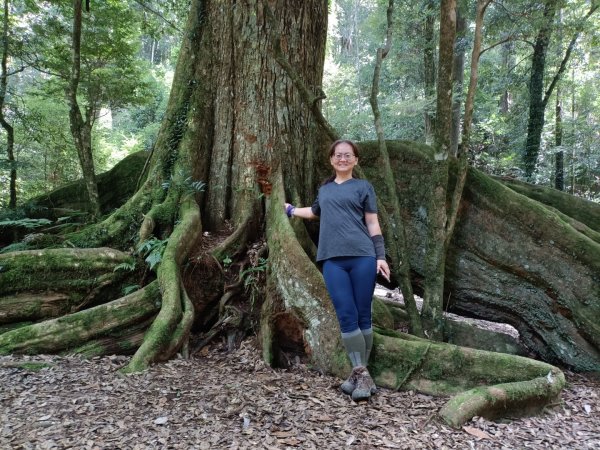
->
[284, 203, 296, 217]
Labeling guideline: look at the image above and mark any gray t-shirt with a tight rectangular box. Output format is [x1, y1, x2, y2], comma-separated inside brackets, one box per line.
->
[311, 178, 378, 261]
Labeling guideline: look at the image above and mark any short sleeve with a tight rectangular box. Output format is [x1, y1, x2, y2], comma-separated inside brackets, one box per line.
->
[311, 194, 321, 216]
[363, 182, 377, 213]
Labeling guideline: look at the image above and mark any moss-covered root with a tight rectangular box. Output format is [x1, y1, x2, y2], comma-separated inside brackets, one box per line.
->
[123, 195, 200, 373]
[0, 282, 160, 355]
[0, 247, 134, 296]
[159, 281, 195, 360]
[263, 170, 348, 376]
[439, 369, 565, 428]
[371, 330, 565, 425]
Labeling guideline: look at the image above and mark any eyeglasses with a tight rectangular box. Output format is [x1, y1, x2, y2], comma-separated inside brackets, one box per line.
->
[332, 153, 355, 161]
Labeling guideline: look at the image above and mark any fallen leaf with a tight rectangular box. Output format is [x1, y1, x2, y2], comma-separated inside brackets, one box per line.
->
[154, 416, 168, 425]
[462, 426, 493, 440]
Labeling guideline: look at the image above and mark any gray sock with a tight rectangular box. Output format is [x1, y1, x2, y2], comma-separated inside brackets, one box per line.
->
[362, 327, 373, 363]
[341, 329, 366, 367]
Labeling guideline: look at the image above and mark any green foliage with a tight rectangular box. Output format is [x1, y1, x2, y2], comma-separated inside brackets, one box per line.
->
[161, 173, 207, 195]
[136, 237, 168, 271]
[241, 257, 268, 290]
[323, 0, 600, 200]
[0, 0, 179, 207]
[0, 218, 51, 230]
[122, 284, 141, 295]
[114, 261, 137, 273]
[241, 256, 268, 322]
[222, 255, 233, 268]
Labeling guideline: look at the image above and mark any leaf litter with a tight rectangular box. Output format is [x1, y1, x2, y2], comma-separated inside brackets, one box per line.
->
[1, 338, 598, 449]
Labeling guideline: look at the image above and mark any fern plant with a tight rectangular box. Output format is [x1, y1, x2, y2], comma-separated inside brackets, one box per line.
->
[136, 237, 168, 271]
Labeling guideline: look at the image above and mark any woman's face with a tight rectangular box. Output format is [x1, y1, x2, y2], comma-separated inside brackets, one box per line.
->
[330, 142, 358, 174]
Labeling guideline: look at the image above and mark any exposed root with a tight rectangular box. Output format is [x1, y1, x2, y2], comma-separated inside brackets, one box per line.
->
[0, 282, 160, 355]
[371, 330, 565, 427]
[0, 248, 137, 324]
[123, 195, 201, 373]
[262, 169, 346, 375]
[438, 369, 565, 428]
[68, 316, 156, 357]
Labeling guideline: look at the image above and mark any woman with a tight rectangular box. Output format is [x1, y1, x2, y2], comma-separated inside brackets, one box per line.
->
[284, 139, 390, 401]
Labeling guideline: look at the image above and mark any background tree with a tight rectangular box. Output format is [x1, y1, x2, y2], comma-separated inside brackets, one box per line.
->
[23, 0, 153, 217]
[0, 0, 16, 208]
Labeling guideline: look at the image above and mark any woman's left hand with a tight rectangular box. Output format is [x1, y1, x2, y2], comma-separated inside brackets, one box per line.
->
[376, 259, 390, 282]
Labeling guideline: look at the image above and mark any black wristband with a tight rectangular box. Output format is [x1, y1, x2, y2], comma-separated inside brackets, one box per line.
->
[371, 234, 385, 260]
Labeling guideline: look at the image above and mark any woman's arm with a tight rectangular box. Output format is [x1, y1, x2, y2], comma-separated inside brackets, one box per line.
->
[365, 212, 383, 236]
[284, 203, 318, 220]
[365, 212, 391, 281]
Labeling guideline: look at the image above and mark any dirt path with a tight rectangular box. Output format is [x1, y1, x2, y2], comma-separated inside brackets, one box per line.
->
[1, 339, 598, 449]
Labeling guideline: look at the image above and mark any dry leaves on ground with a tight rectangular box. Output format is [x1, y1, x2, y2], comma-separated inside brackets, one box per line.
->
[1, 339, 599, 450]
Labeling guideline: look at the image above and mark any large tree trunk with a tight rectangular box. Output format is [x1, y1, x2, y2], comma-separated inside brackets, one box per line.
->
[3, 0, 598, 426]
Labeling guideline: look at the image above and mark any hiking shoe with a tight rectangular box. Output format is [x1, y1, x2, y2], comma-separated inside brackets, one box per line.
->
[340, 370, 357, 395]
[351, 366, 377, 402]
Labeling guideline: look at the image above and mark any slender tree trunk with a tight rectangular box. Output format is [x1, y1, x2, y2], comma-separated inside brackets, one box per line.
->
[423, 0, 436, 145]
[450, 8, 466, 157]
[0, 0, 15, 208]
[369, 0, 423, 336]
[554, 84, 564, 190]
[498, 38, 513, 115]
[523, 1, 597, 180]
[421, 0, 456, 340]
[523, 0, 557, 180]
[68, 0, 101, 219]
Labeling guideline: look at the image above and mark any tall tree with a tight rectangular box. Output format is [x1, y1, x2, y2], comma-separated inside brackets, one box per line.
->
[450, 4, 466, 156]
[0, 0, 15, 208]
[25, 0, 152, 217]
[68, 0, 101, 218]
[421, 0, 456, 339]
[423, 0, 436, 144]
[523, 0, 598, 180]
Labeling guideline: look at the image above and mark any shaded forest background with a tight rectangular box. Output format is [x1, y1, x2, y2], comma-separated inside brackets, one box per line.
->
[0, 0, 599, 211]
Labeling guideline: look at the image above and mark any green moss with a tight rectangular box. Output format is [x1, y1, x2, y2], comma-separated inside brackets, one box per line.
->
[0, 321, 33, 334]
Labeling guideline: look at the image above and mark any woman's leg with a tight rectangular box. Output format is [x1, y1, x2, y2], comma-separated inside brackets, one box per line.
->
[322, 259, 366, 367]
[347, 256, 377, 363]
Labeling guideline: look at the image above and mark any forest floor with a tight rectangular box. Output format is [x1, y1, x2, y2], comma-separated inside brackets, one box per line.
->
[1, 337, 599, 450]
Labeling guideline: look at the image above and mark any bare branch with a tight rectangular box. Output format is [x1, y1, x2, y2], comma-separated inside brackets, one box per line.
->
[131, 0, 181, 34]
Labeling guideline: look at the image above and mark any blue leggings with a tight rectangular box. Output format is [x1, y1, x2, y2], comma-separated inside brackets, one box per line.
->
[322, 256, 377, 333]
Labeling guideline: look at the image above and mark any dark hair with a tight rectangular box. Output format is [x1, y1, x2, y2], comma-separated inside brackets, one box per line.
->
[322, 139, 360, 185]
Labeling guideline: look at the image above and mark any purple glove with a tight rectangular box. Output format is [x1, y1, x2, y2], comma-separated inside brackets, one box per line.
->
[285, 204, 296, 218]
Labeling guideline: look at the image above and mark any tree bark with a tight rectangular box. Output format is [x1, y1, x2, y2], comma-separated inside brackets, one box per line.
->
[421, 0, 456, 340]
[523, 0, 557, 180]
[0, 0, 15, 208]
[422, 0, 436, 145]
[523, 1, 598, 180]
[68, 0, 101, 219]
[450, 8, 465, 157]
[555, 84, 564, 190]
